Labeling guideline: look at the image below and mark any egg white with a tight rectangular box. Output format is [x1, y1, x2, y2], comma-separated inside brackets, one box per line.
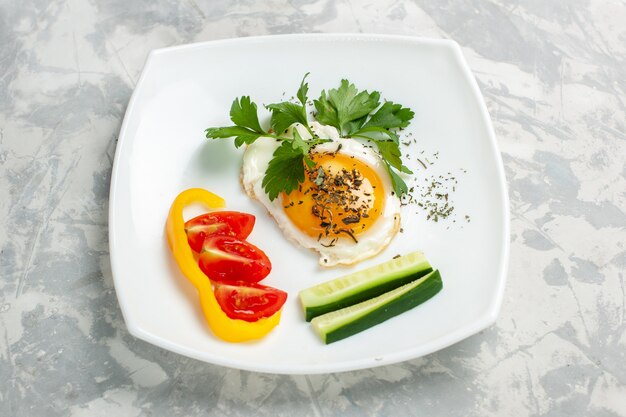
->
[241, 122, 401, 266]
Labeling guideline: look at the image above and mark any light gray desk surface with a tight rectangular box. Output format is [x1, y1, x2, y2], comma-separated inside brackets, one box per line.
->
[1, 1, 625, 416]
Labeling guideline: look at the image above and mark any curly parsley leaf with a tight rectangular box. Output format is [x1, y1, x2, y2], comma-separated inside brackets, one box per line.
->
[363, 101, 414, 130]
[205, 96, 267, 147]
[314, 80, 380, 136]
[262, 140, 306, 201]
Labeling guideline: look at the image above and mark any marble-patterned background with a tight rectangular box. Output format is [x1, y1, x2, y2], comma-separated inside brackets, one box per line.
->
[1, 0, 625, 416]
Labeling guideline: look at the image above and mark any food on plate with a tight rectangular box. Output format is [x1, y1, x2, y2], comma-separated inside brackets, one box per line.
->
[188, 76, 443, 345]
[197, 235, 271, 283]
[214, 282, 288, 322]
[310, 268, 443, 344]
[206, 74, 415, 266]
[184, 211, 255, 252]
[242, 126, 401, 266]
[166, 188, 285, 342]
[299, 251, 433, 321]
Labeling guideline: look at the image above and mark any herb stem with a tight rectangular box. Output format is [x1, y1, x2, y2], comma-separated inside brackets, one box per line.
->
[304, 124, 316, 138]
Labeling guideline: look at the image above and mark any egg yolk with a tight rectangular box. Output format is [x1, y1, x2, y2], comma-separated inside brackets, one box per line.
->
[281, 151, 385, 242]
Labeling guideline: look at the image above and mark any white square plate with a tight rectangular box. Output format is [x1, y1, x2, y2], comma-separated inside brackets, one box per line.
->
[109, 34, 509, 374]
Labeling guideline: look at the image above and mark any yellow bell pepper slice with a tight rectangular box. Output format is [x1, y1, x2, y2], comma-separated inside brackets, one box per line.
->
[165, 188, 281, 342]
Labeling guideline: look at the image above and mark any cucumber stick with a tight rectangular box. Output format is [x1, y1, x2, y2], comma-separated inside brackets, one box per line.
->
[299, 251, 433, 321]
[311, 269, 442, 344]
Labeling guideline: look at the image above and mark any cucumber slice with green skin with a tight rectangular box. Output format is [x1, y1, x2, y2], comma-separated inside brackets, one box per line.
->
[299, 251, 433, 321]
[311, 269, 442, 344]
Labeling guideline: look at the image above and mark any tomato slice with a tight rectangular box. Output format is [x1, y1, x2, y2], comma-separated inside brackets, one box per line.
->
[185, 211, 255, 253]
[214, 282, 287, 322]
[198, 236, 271, 283]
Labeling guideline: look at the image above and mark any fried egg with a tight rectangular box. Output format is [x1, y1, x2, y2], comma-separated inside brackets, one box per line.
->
[241, 122, 401, 266]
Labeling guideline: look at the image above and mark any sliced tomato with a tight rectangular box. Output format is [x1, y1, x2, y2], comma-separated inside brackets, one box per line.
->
[185, 211, 255, 253]
[198, 236, 271, 283]
[214, 282, 287, 322]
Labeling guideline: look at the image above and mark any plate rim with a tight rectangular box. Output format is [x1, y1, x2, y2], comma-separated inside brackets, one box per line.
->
[109, 33, 510, 374]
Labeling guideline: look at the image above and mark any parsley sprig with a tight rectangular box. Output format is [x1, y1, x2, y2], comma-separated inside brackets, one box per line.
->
[205, 74, 415, 199]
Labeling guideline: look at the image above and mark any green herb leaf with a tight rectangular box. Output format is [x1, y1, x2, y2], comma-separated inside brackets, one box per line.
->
[294, 129, 318, 169]
[344, 115, 369, 136]
[230, 96, 265, 133]
[351, 126, 397, 143]
[312, 90, 339, 129]
[297, 72, 310, 106]
[293, 127, 332, 152]
[205, 75, 416, 200]
[386, 163, 409, 196]
[266, 74, 312, 136]
[262, 141, 306, 201]
[266, 102, 308, 135]
[314, 80, 380, 135]
[374, 140, 404, 172]
[352, 127, 410, 173]
[352, 126, 413, 196]
[399, 164, 413, 174]
[363, 101, 414, 130]
[205, 126, 264, 148]
[291, 129, 309, 153]
[205, 96, 267, 147]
